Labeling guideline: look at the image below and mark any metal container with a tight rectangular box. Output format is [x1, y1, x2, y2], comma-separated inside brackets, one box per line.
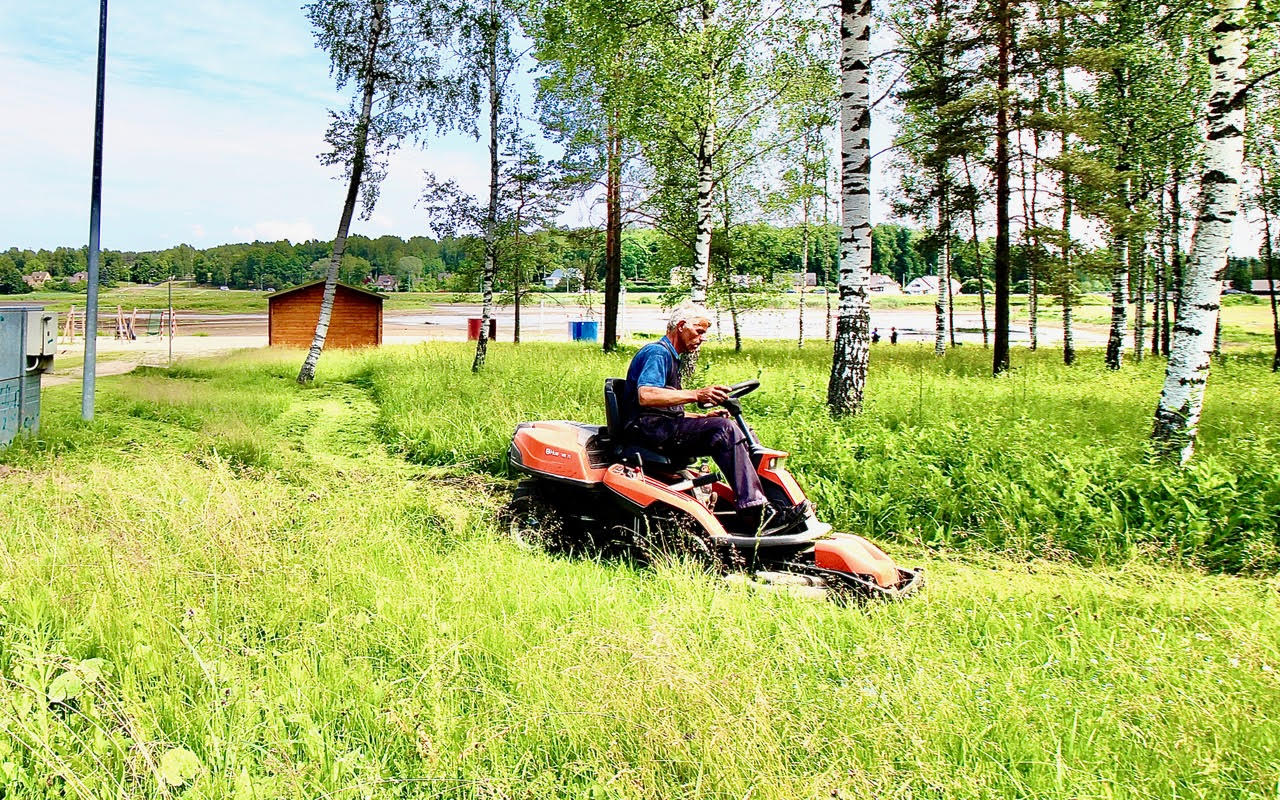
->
[0, 305, 56, 447]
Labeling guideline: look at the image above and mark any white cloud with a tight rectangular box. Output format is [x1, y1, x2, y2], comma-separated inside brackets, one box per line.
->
[231, 220, 321, 244]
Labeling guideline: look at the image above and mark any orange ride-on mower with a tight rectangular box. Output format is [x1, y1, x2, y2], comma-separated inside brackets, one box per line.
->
[505, 378, 923, 600]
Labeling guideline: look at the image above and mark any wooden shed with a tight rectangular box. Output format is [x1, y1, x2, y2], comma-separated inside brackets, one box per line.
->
[267, 280, 385, 349]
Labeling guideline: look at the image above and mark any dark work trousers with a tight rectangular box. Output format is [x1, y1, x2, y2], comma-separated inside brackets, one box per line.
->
[626, 413, 767, 510]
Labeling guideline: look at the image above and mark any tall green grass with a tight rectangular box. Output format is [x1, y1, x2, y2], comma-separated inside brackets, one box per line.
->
[0, 351, 1276, 798]
[368, 342, 1280, 573]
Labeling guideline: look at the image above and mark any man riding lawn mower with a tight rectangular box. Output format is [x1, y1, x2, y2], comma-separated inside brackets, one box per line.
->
[505, 304, 922, 601]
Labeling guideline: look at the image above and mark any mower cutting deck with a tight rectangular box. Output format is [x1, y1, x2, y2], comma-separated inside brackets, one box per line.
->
[505, 378, 923, 601]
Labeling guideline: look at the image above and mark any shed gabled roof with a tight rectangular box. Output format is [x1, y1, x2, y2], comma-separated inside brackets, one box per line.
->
[267, 279, 387, 303]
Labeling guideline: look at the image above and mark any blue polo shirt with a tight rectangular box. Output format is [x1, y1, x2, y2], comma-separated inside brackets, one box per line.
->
[621, 336, 683, 424]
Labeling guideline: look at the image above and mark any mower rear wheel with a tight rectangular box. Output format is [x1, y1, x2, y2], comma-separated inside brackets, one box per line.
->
[633, 511, 739, 572]
[503, 481, 579, 555]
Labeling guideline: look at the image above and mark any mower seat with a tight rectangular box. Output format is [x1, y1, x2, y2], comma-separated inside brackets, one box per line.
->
[603, 378, 687, 472]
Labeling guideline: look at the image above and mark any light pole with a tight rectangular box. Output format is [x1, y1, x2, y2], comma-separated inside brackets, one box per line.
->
[82, 0, 108, 421]
[167, 276, 174, 367]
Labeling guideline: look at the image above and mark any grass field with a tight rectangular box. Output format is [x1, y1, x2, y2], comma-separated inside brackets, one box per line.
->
[372, 342, 1280, 573]
[1, 345, 1277, 798]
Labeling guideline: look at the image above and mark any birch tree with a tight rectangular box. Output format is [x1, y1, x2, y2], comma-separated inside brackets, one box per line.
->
[529, 0, 656, 352]
[298, 0, 436, 383]
[1151, 0, 1250, 461]
[635, 0, 824, 305]
[433, 0, 523, 372]
[827, 0, 873, 415]
[887, 0, 980, 356]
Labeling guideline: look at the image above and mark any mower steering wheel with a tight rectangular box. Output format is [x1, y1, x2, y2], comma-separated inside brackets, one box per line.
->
[725, 379, 760, 399]
[698, 379, 760, 408]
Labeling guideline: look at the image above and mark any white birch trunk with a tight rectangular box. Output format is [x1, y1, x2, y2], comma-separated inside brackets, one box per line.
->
[934, 192, 949, 356]
[1132, 233, 1145, 363]
[1152, 0, 1248, 461]
[298, 0, 384, 384]
[799, 198, 810, 349]
[472, 0, 500, 373]
[1106, 227, 1129, 369]
[827, 0, 872, 415]
[691, 129, 715, 305]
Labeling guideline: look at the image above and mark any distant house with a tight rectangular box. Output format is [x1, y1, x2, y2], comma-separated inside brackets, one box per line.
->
[787, 272, 818, 288]
[71, 271, 89, 284]
[1251, 279, 1278, 296]
[903, 275, 963, 296]
[22, 271, 52, 288]
[370, 274, 400, 292]
[869, 273, 903, 295]
[545, 268, 582, 289]
[730, 274, 764, 289]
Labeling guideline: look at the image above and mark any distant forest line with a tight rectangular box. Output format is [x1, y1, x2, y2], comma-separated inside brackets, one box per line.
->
[1, 223, 1272, 296]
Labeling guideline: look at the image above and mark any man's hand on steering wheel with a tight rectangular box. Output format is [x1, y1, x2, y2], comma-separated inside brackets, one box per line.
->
[694, 385, 731, 407]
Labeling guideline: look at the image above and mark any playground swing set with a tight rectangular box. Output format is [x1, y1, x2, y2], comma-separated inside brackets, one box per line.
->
[60, 306, 176, 343]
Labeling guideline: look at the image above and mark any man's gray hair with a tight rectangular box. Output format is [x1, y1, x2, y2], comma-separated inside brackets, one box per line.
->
[667, 301, 712, 332]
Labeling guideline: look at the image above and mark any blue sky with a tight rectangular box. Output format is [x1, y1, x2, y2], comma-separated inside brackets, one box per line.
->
[0, 2, 1260, 256]
[0, 1, 900, 253]
[0, 0, 532, 251]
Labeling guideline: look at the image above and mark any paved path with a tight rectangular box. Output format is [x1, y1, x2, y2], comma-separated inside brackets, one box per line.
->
[40, 303, 1109, 385]
[118, 303, 1110, 346]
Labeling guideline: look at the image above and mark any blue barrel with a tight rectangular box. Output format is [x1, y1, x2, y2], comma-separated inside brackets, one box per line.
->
[577, 320, 598, 341]
[567, 321, 581, 340]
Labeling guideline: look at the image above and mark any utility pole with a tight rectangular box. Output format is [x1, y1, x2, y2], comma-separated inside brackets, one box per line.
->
[82, 0, 108, 420]
[168, 276, 174, 368]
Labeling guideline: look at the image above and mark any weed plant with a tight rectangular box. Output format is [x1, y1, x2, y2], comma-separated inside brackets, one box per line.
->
[0, 350, 1276, 798]
[369, 342, 1280, 573]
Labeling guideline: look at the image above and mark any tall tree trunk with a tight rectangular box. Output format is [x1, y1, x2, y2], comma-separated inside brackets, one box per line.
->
[1106, 172, 1130, 370]
[1061, 182, 1075, 366]
[993, 0, 1012, 375]
[1154, 188, 1167, 356]
[298, 0, 385, 385]
[472, 5, 500, 374]
[689, 0, 715, 308]
[1019, 126, 1038, 351]
[800, 135, 811, 350]
[1262, 171, 1279, 371]
[823, 170, 833, 342]
[1029, 127, 1043, 351]
[828, 0, 873, 414]
[691, 131, 714, 305]
[1055, 0, 1072, 365]
[729, 283, 742, 352]
[1170, 170, 1184, 325]
[721, 182, 742, 353]
[1152, 0, 1248, 462]
[963, 155, 988, 346]
[1132, 231, 1145, 363]
[603, 115, 622, 351]
[1152, 251, 1163, 357]
[799, 209, 810, 349]
[935, 186, 949, 355]
[513, 200, 523, 344]
[948, 251, 956, 348]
